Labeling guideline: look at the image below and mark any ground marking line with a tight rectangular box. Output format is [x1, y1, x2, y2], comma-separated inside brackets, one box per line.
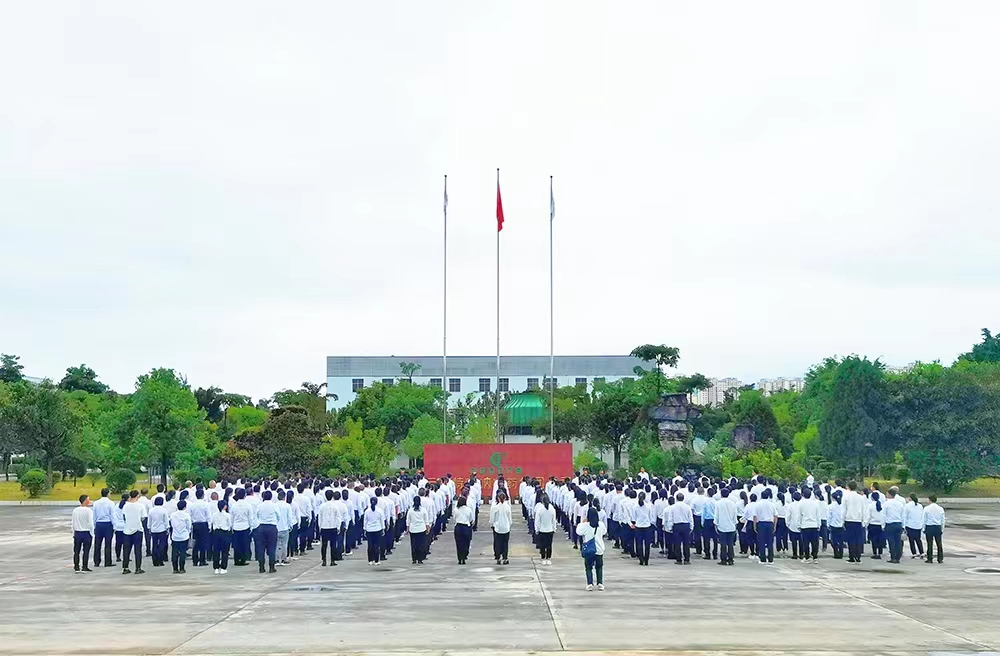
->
[531, 556, 567, 651]
[774, 561, 995, 651]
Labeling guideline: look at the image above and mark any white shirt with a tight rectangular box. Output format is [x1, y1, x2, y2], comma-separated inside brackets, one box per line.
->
[122, 501, 147, 535]
[363, 507, 385, 532]
[904, 502, 925, 530]
[256, 500, 279, 526]
[453, 505, 475, 526]
[715, 498, 738, 533]
[827, 502, 844, 528]
[842, 490, 867, 522]
[753, 500, 776, 524]
[923, 503, 946, 528]
[575, 521, 607, 555]
[170, 510, 193, 541]
[148, 506, 169, 533]
[210, 509, 233, 531]
[798, 498, 823, 530]
[883, 496, 905, 524]
[406, 507, 430, 532]
[633, 503, 656, 528]
[189, 499, 211, 524]
[318, 500, 342, 530]
[490, 501, 512, 534]
[72, 506, 94, 533]
[231, 500, 252, 531]
[534, 504, 557, 533]
[786, 501, 802, 532]
[671, 501, 694, 525]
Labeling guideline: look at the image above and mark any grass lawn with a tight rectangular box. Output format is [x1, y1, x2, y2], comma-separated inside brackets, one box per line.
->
[0, 477, 111, 501]
[864, 476, 1000, 498]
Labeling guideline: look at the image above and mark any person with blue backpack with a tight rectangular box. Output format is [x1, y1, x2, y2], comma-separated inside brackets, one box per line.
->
[576, 507, 607, 591]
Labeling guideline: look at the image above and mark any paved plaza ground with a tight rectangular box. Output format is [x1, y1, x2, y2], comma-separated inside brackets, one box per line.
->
[1, 502, 1000, 655]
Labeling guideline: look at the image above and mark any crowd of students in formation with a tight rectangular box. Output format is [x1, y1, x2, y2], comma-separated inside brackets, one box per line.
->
[69, 473, 479, 574]
[68, 468, 948, 591]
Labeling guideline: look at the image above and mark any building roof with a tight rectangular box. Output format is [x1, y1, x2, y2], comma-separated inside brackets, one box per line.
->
[504, 393, 547, 426]
[327, 355, 648, 378]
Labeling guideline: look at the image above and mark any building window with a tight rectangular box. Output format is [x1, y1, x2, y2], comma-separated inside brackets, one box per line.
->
[352, 378, 364, 392]
[479, 378, 491, 393]
[429, 378, 442, 389]
[527, 377, 539, 391]
[498, 378, 509, 392]
[575, 377, 587, 387]
[593, 377, 606, 386]
[543, 377, 558, 390]
[449, 378, 461, 393]
[382, 378, 394, 386]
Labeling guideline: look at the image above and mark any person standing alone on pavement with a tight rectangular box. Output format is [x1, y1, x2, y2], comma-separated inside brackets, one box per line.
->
[576, 507, 607, 591]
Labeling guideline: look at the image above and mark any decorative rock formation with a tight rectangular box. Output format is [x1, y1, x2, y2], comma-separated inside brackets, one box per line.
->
[732, 424, 757, 450]
[647, 393, 702, 450]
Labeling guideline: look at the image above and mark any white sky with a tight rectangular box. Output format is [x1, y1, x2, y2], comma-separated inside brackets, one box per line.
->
[2, 1, 999, 400]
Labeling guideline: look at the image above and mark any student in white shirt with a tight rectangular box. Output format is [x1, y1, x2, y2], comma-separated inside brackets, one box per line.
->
[922, 495, 946, 564]
[715, 488, 738, 566]
[842, 481, 867, 563]
[170, 499, 194, 573]
[405, 495, 431, 565]
[786, 491, 802, 559]
[230, 488, 253, 566]
[576, 507, 607, 591]
[827, 490, 846, 559]
[138, 488, 152, 558]
[210, 499, 233, 574]
[798, 488, 823, 563]
[753, 489, 777, 564]
[883, 486, 906, 563]
[121, 490, 148, 575]
[113, 493, 128, 564]
[904, 493, 925, 559]
[317, 489, 342, 567]
[453, 495, 476, 565]
[671, 493, 694, 565]
[363, 496, 386, 565]
[255, 490, 279, 574]
[490, 492, 513, 565]
[147, 497, 170, 567]
[868, 491, 886, 560]
[632, 491, 656, 566]
[189, 488, 212, 568]
[72, 494, 94, 573]
[533, 494, 557, 565]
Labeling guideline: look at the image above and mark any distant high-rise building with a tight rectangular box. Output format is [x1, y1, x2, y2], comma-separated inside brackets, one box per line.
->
[884, 362, 916, 375]
[755, 377, 805, 395]
[692, 377, 743, 407]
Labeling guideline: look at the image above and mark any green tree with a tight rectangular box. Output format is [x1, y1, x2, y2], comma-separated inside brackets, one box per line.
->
[341, 381, 443, 444]
[958, 328, 1000, 364]
[0, 381, 27, 480]
[233, 406, 321, 474]
[195, 386, 252, 424]
[223, 405, 269, 437]
[0, 354, 24, 384]
[399, 362, 422, 383]
[676, 373, 712, 394]
[732, 390, 782, 452]
[272, 382, 335, 431]
[116, 368, 206, 484]
[400, 413, 443, 467]
[316, 418, 395, 477]
[818, 356, 891, 476]
[589, 378, 644, 469]
[630, 344, 680, 369]
[531, 385, 592, 443]
[58, 364, 109, 395]
[10, 382, 77, 488]
[462, 415, 499, 444]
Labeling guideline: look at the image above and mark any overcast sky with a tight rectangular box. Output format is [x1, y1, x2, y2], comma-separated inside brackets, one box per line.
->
[2, 2, 999, 400]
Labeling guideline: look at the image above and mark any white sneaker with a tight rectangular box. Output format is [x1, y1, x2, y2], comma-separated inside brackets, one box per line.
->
[214, 569, 220, 574]
[586, 584, 594, 591]
[220, 569, 227, 574]
[597, 584, 605, 591]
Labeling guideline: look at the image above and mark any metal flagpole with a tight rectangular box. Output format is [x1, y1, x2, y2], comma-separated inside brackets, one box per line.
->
[549, 175, 554, 443]
[443, 174, 448, 444]
[496, 168, 501, 444]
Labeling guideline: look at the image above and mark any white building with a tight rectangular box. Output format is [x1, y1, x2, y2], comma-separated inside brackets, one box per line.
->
[755, 377, 805, 395]
[326, 355, 647, 409]
[691, 377, 743, 407]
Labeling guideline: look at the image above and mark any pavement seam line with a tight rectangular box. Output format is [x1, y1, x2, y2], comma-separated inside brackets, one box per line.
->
[165, 558, 326, 655]
[774, 562, 996, 651]
[531, 556, 566, 651]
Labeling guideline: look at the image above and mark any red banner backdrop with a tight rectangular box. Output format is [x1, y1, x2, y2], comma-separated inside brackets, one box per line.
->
[423, 443, 574, 500]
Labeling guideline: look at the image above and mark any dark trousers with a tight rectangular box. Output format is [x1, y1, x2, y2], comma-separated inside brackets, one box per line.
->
[537, 531, 553, 560]
[288, 523, 298, 556]
[321, 528, 338, 563]
[830, 526, 845, 558]
[122, 532, 142, 570]
[702, 519, 717, 558]
[608, 519, 619, 547]
[381, 523, 393, 558]
[925, 525, 943, 562]
[94, 522, 113, 567]
[73, 531, 92, 570]
[692, 515, 703, 554]
[256, 524, 277, 569]
[193, 522, 211, 566]
[790, 531, 801, 558]
[409, 530, 428, 563]
[171, 539, 188, 571]
[776, 518, 788, 551]
[212, 530, 232, 569]
[233, 529, 251, 564]
[635, 525, 653, 564]
[907, 527, 924, 555]
[493, 530, 510, 561]
[868, 524, 884, 557]
[152, 531, 168, 565]
[335, 526, 345, 560]
[885, 522, 903, 562]
[114, 530, 125, 561]
[718, 530, 736, 564]
[584, 553, 603, 585]
[367, 530, 382, 563]
[801, 527, 819, 559]
[622, 524, 635, 556]
[298, 518, 311, 553]
[674, 523, 691, 563]
[756, 521, 774, 562]
[455, 524, 473, 562]
[845, 521, 864, 561]
[142, 517, 151, 556]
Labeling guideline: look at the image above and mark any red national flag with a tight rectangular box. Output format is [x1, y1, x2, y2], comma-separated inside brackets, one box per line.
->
[496, 182, 504, 232]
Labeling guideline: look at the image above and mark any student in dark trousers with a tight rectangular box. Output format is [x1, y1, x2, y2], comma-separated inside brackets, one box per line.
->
[210, 500, 233, 574]
[255, 490, 279, 574]
[453, 496, 475, 565]
[671, 493, 693, 565]
[170, 500, 193, 573]
[923, 495, 946, 564]
[71, 495, 94, 573]
[405, 496, 430, 565]
[363, 497, 385, 565]
[148, 497, 170, 567]
[904, 493, 925, 559]
[91, 488, 116, 568]
[754, 489, 777, 564]
[113, 494, 128, 563]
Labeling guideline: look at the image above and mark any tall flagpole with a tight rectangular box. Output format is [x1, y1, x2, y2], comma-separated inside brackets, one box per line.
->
[496, 168, 501, 444]
[549, 175, 554, 443]
[443, 174, 448, 444]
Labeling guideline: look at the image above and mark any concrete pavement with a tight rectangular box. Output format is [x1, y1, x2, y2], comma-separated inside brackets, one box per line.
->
[1, 502, 999, 655]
